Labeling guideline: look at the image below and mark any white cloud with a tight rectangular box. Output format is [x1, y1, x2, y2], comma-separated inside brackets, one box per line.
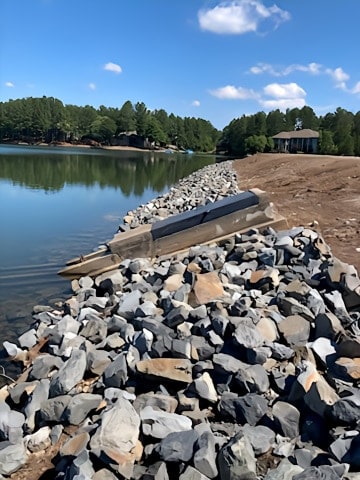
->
[198, 0, 290, 35]
[260, 82, 306, 111]
[351, 81, 360, 94]
[209, 80, 307, 112]
[88, 83, 96, 90]
[263, 82, 306, 99]
[249, 62, 322, 77]
[103, 62, 122, 74]
[260, 97, 306, 110]
[209, 85, 258, 100]
[192, 100, 201, 107]
[249, 61, 359, 93]
[325, 67, 349, 90]
[5, 81, 14, 87]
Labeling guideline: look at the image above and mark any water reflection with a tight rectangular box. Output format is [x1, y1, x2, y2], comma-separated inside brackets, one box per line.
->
[0, 145, 215, 345]
[0, 145, 214, 195]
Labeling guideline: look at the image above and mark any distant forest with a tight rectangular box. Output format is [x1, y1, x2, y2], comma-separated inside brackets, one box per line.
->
[1, 96, 359, 156]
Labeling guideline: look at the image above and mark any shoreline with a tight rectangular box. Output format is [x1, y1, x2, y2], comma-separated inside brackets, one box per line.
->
[2, 159, 360, 478]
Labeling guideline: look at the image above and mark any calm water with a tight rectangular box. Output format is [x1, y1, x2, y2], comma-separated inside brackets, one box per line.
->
[0, 144, 215, 343]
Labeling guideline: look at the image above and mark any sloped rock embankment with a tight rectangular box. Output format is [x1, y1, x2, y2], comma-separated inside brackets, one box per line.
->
[1, 161, 360, 479]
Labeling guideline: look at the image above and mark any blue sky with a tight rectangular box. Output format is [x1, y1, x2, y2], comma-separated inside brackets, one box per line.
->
[1, 0, 360, 130]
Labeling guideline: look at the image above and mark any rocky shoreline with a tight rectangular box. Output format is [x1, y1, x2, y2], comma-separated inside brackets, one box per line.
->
[1, 161, 360, 479]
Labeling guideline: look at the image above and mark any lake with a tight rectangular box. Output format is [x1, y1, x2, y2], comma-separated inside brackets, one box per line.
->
[0, 144, 215, 344]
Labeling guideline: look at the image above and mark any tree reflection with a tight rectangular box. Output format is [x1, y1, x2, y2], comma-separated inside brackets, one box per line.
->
[0, 148, 215, 196]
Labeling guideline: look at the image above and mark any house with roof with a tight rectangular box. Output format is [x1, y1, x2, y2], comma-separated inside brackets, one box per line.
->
[273, 129, 319, 154]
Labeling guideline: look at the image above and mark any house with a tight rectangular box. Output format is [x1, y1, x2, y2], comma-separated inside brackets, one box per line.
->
[273, 129, 319, 154]
[111, 132, 153, 149]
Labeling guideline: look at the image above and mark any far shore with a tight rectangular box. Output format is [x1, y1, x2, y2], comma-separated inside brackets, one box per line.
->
[0, 141, 221, 156]
[1, 140, 155, 152]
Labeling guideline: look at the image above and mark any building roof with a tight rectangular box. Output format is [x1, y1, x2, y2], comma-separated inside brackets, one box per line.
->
[273, 129, 319, 139]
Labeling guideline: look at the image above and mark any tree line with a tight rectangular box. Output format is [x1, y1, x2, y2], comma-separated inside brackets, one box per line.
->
[219, 106, 360, 157]
[0, 96, 359, 156]
[0, 97, 219, 153]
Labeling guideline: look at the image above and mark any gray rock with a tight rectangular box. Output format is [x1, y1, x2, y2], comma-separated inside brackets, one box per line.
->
[277, 314, 311, 346]
[0, 441, 27, 476]
[50, 424, 63, 445]
[193, 426, 218, 478]
[78, 275, 94, 289]
[85, 294, 108, 310]
[29, 354, 64, 380]
[0, 403, 24, 444]
[272, 401, 300, 438]
[63, 393, 102, 425]
[18, 329, 37, 349]
[242, 424, 275, 455]
[235, 393, 268, 426]
[329, 395, 360, 426]
[80, 317, 107, 343]
[133, 329, 153, 354]
[117, 290, 142, 320]
[86, 348, 111, 376]
[90, 396, 140, 465]
[218, 431, 257, 480]
[235, 363, 270, 394]
[277, 296, 314, 321]
[140, 406, 192, 438]
[264, 458, 303, 480]
[213, 353, 248, 374]
[24, 426, 51, 452]
[24, 379, 50, 432]
[165, 305, 189, 327]
[40, 395, 71, 422]
[171, 338, 192, 359]
[179, 466, 211, 480]
[233, 323, 265, 349]
[133, 393, 177, 414]
[92, 469, 119, 480]
[49, 348, 87, 397]
[192, 372, 218, 403]
[8, 381, 38, 404]
[103, 352, 128, 388]
[293, 466, 342, 480]
[159, 429, 198, 462]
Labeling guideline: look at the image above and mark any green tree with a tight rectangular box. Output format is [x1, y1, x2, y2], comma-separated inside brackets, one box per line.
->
[254, 112, 267, 136]
[319, 130, 337, 155]
[222, 116, 248, 156]
[78, 105, 97, 137]
[90, 116, 116, 144]
[117, 100, 136, 133]
[146, 116, 167, 144]
[285, 108, 301, 131]
[245, 135, 267, 154]
[299, 106, 319, 130]
[333, 108, 354, 155]
[134, 102, 149, 137]
[353, 112, 360, 156]
[266, 109, 286, 136]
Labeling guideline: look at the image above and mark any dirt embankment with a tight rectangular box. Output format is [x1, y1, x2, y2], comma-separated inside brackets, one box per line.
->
[232, 153, 360, 273]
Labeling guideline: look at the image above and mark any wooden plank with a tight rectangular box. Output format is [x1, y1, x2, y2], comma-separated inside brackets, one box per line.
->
[108, 224, 153, 258]
[58, 189, 287, 278]
[66, 246, 108, 266]
[58, 254, 121, 277]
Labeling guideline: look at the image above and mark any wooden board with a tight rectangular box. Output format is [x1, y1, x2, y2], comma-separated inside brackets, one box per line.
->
[58, 253, 121, 277]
